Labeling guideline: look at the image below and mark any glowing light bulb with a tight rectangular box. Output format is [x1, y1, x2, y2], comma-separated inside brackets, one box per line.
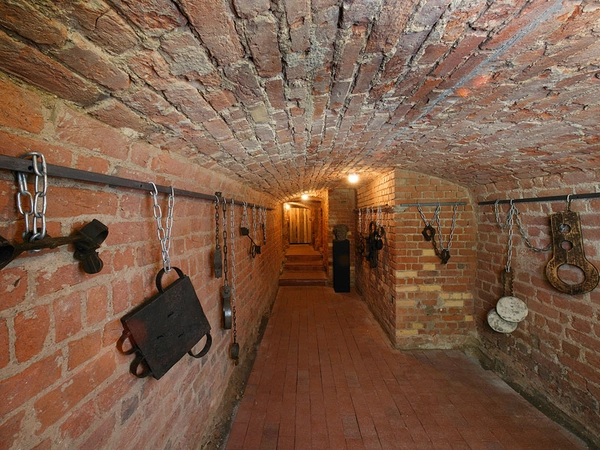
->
[301, 193, 309, 200]
[348, 173, 359, 183]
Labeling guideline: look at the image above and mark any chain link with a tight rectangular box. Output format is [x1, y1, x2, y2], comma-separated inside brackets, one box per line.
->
[252, 204, 257, 239]
[505, 202, 514, 273]
[358, 208, 362, 235]
[230, 198, 237, 295]
[214, 195, 220, 251]
[260, 207, 267, 244]
[230, 198, 237, 346]
[17, 152, 48, 241]
[222, 197, 228, 286]
[241, 201, 249, 229]
[417, 203, 441, 229]
[150, 183, 174, 273]
[494, 200, 551, 253]
[437, 204, 458, 251]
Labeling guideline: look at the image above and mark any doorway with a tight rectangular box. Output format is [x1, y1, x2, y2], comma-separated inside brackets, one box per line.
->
[289, 206, 312, 244]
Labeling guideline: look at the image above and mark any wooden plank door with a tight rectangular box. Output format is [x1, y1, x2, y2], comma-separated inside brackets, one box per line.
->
[289, 207, 312, 244]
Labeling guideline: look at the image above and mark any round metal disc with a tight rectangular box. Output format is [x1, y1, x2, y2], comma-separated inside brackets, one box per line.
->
[487, 309, 518, 334]
[496, 296, 528, 323]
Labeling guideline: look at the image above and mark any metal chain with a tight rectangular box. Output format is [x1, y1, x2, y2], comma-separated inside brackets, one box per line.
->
[437, 204, 458, 251]
[494, 200, 550, 252]
[261, 207, 267, 244]
[252, 204, 257, 239]
[417, 203, 441, 228]
[514, 207, 552, 252]
[150, 183, 174, 273]
[214, 195, 221, 251]
[222, 197, 228, 286]
[241, 201, 249, 228]
[358, 208, 362, 235]
[230, 199, 237, 295]
[377, 205, 382, 228]
[230, 198, 237, 346]
[16, 152, 48, 241]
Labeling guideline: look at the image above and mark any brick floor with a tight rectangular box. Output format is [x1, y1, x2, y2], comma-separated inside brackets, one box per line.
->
[225, 286, 587, 449]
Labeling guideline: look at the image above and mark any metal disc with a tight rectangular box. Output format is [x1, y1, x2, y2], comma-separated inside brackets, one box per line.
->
[496, 296, 528, 323]
[487, 309, 518, 334]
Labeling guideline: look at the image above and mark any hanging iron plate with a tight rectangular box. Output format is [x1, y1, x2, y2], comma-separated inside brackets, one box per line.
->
[118, 267, 211, 379]
[487, 308, 518, 334]
[496, 296, 528, 323]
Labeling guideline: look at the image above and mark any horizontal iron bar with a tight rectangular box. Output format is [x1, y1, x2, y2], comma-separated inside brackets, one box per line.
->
[396, 202, 467, 207]
[478, 192, 600, 206]
[0, 154, 273, 210]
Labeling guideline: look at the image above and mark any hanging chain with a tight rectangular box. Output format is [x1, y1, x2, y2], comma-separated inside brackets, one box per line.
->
[358, 208, 362, 235]
[261, 207, 267, 244]
[222, 197, 228, 287]
[241, 201, 249, 229]
[215, 194, 221, 251]
[417, 203, 441, 229]
[377, 205, 383, 228]
[436, 204, 458, 251]
[494, 200, 550, 252]
[230, 199, 237, 295]
[16, 152, 48, 241]
[252, 204, 257, 239]
[230, 198, 237, 347]
[505, 202, 514, 273]
[514, 208, 552, 252]
[150, 183, 174, 273]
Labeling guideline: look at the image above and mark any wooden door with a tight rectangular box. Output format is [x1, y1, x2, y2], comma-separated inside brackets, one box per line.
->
[289, 207, 312, 244]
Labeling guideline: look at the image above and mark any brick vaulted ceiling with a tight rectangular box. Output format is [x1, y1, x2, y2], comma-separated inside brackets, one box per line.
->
[1, 0, 599, 199]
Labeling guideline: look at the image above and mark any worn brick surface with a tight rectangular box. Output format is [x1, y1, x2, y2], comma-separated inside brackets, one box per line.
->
[1, 0, 600, 448]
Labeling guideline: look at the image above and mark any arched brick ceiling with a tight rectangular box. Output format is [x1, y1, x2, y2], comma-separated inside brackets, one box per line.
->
[1, 0, 599, 199]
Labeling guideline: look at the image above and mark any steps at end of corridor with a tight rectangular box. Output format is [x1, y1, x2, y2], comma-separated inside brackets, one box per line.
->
[278, 270, 328, 286]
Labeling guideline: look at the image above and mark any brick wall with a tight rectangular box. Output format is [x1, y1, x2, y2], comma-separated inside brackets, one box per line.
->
[327, 189, 356, 285]
[356, 169, 477, 348]
[0, 75, 283, 449]
[355, 172, 397, 341]
[474, 171, 600, 444]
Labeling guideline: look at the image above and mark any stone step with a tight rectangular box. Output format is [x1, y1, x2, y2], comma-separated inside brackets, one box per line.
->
[284, 262, 325, 271]
[278, 270, 328, 286]
[285, 254, 323, 262]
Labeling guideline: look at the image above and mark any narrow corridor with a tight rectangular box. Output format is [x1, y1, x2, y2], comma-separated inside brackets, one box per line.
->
[226, 286, 586, 450]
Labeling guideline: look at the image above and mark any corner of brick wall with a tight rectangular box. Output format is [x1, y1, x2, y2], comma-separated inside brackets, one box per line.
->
[0, 77, 284, 449]
[474, 171, 600, 445]
[356, 169, 478, 349]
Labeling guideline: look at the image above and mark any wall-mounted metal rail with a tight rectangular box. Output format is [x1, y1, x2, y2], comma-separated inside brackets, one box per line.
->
[0, 154, 273, 210]
[396, 201, 468, 207]
[478, 192, 600, 206]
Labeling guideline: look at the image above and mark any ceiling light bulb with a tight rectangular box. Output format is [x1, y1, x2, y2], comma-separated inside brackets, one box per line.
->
[348, 173, 359, 183]
[301, 193, 309, 200]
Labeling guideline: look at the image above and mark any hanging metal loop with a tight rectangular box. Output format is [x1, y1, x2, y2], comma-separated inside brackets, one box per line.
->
[16, 152, 48, 242]
[150, 182, 174, 273]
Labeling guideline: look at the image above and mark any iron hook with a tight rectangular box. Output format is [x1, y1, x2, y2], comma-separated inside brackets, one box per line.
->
[149, 182, 158, 197]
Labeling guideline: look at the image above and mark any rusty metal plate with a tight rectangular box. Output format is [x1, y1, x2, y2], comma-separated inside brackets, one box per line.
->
[120, 267, 211, 379]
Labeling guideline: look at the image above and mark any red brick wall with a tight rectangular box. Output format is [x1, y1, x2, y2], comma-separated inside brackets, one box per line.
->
[355, 172, 397, 341]
[0, 75, 283, 449]
[474, 171, 600, 444]
[356, 169, 477, 348]
[327, 188, 356, 284]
